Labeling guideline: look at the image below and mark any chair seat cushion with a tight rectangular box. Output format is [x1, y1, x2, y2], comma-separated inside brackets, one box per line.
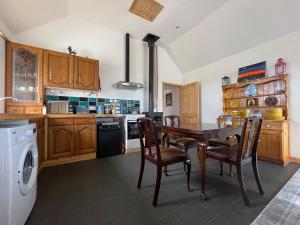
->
[146, 147, 188, 164]
[208, 138, 231, 147]
[206, 145, 238, 162]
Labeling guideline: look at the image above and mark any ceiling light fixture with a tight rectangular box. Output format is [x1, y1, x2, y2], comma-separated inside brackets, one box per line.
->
[176, 26, 180, 29]
[129, 0, 164, 22]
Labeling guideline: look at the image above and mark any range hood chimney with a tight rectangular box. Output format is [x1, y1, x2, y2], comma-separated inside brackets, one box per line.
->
[117, 33, 143, 89]
[143, 33, 160, 113]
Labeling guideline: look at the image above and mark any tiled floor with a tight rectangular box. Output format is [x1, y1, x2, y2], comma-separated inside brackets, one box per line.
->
[26, 150, 299, 225]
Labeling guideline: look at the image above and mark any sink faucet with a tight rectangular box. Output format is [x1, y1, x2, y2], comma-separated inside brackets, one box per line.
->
[0, 97, 18, 102]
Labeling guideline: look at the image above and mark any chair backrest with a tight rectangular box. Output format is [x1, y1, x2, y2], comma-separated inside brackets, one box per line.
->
[164, 115, 180, 127]
[138, 117, 162, 162]
[237, 117, 262, 161]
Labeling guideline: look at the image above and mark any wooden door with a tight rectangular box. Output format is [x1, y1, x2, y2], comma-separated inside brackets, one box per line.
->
[180, 82, 200, 129]
[74, 125, 96, 155]
[74, 56, 100, 91]
[44, 50, 74, 88]
[5, 41, 43, 107]
[258, 130, 282, 162]
[48, 125, 74, 159]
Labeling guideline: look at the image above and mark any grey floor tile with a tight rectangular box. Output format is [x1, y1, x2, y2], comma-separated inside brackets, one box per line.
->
[26, 153, 299, 225]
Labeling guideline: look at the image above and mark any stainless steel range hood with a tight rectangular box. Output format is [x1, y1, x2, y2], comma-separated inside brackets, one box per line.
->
[116, 33, 143, 89]
[116, 81, 143, 89]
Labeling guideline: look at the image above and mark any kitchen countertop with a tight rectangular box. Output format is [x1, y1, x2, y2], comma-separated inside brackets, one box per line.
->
[0, 113, 124, 121]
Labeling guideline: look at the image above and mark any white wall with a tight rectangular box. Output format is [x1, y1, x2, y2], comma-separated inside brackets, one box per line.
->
[183, 29, 300, 158]
[156, 48, 183, 112]
[162, 85, 180, 118]
[14, 16, 183, 112]
[0, 17, 14, 113]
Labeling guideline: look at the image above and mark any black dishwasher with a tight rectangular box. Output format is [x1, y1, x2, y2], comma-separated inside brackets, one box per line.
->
[97, 118, 122, 158]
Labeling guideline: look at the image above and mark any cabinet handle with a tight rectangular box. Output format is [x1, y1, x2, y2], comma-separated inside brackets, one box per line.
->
[266, 124, 271, 128]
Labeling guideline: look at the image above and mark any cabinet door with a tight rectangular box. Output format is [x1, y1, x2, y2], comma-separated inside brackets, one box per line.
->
[37, 127, 45, 168]
[6, 42, 43, 106]
[74, 57, 99, 91]
[48, 125, 74, 159]
[44, 50, 74, 88]
[258, 130, 282, 162]
[74, 125, 96, 155]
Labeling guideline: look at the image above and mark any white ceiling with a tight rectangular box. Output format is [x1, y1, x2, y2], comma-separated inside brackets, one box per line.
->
[0, 0, 67, 34]
[1, 0, 300, 73]
[168, 0, 300, 73]
[0, 0, 229, 44]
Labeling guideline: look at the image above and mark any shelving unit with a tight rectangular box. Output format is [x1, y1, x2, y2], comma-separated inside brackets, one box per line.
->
[222, 74, 288, 120]
[221, 74, 289, 165]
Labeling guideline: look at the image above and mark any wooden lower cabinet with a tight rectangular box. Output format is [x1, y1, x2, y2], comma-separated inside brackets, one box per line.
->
[257, 120, 289, 165]
[74, 124, 96, 155]
[48, 125, 74, 159]
[47, 118, 96, 160]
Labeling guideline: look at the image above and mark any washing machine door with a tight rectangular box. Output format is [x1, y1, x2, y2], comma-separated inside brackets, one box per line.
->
[18, 143, 38, 196]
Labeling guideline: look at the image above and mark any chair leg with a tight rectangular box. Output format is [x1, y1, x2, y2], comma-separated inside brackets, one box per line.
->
[229, 164, 234, 177]
[185, 159, 192, 192]
[236, 165, 250, 206]
[153, 166, 162, 206]
[252, 155, 264, 195]
[137, 156, 145, 189]
[183, 147, 188, 174]
[164, 166, 169, 176]
[219, 161, 223, 176]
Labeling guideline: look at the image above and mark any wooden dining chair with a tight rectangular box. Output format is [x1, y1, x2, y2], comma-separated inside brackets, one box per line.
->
[205, 117, 264, 206]
[208, 115, 241, 176]
[164, 115, 198, 174]
[137, 117, 192, 206]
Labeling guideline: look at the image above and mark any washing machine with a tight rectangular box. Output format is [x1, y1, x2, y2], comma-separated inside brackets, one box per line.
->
[0, 123, 38, 225]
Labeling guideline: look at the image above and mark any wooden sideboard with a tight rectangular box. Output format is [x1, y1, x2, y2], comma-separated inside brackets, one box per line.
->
[222, 75, 289, 165]
[258, 120, 289, 165]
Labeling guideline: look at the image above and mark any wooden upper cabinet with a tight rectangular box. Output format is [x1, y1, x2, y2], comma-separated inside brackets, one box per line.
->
[74, 56, 100, 91]
[43, 50, 74, 88]
[74, 124, 96, 155]
[5, 41, 43, 107]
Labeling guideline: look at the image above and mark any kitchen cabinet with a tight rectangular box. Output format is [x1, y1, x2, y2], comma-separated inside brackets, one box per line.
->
[257, 120, 289, 165]
[48, 125, 74, 159]
[47, 118, 96, 160]
[74, 124, 96, 155]
[5, 41, 43, 113]
[74, 56, 100, 91]
[43, 50, 74, 89]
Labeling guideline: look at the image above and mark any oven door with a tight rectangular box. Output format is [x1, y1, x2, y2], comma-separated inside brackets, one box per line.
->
[127, 120, 140, 140]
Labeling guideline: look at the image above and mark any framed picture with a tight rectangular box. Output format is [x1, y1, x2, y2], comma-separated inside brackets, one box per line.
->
[165, 93, 172, 106]
[238, 61, 266, 83]
[246, 98, 258, 107]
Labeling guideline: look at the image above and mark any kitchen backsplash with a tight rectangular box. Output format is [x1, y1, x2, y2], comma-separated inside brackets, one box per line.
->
[45, 95, 140, 114]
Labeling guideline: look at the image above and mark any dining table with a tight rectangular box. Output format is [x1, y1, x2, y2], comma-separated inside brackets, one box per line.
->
[161, 123, 241, 200]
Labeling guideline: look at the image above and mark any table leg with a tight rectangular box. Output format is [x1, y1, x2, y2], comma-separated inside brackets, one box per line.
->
[198, 144, 208, 200]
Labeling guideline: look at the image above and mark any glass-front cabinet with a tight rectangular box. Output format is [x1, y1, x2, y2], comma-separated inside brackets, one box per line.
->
[13, 48, 39, 102]
[5, 42, 43, 113]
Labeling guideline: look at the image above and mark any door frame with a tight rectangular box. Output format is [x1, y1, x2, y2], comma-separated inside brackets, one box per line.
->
[162, 82, 182, 121]
[162, 81, 201, 125]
